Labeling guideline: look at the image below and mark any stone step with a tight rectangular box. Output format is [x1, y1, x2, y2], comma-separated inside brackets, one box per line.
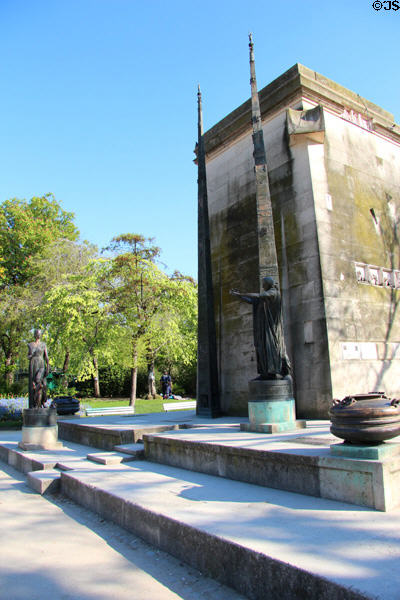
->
[114, 443, 145, 458]
[59, 459, 384, 600]
[142, 427, 400, 511]
[58, 420, 180, 450]
[56, 459, 95, 471]
[1, 442, 58, 474]
[86, 451, 137, 465]
[27, 469, 61, 494]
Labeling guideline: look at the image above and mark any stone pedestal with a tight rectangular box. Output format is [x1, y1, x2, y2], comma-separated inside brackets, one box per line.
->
[330, 441, 400, 460]
[18, 408, 63, 451]
[240, 379, 306, 434]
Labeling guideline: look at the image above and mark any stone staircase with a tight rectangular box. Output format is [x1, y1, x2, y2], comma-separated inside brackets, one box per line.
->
[0, 425, 395, 600]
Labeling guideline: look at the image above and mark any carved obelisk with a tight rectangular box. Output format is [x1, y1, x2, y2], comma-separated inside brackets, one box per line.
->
[196, 85, 220, 417]
[249, 33, 279, 284]
[239, 35, 306, 434]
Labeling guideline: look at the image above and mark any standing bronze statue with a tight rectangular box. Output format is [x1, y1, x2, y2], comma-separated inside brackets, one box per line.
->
[28, 329, 49, 409]
[230, 277, 291, 380]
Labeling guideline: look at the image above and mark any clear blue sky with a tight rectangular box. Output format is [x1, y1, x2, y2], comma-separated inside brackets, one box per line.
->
[1, 0, 398, 278]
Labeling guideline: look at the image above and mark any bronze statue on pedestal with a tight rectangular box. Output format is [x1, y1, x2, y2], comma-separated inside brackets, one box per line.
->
[28, 329, 49, 409]
[230, 277, 291, 380]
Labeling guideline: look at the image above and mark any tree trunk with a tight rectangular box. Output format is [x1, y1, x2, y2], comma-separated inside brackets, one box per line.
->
[129, 341, 138, 408]
[91, 354, 101, 398]
[147, 358, 156, 399]
[5, 353, 14, 387]
[62, 350, 70, 388]
[145, 342, 157, 399]
[62, 350, 70, 373]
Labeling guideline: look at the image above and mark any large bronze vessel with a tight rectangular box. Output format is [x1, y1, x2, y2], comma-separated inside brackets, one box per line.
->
[329, 393, 400, 444]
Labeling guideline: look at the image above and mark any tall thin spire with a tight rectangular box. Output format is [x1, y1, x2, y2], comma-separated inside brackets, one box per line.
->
[249, 33, 262, 138]
[196, 85, 220, 417]
[197, 84, 203, 135]
[248, 33, 279, 285]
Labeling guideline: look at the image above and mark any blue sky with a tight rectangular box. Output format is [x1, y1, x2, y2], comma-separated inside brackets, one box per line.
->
[0, 0, 398, 277]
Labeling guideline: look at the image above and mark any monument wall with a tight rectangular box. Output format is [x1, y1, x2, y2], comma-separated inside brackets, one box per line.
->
[204, 64, 400, 418]
[315, 105, 400, 400]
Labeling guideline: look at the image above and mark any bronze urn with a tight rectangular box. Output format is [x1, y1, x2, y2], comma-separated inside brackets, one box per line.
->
[329, 393, 400, 444]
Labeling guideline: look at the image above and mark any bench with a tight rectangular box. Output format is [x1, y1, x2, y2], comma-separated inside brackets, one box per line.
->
[163, 400, 196, 412]
[85, 406, 135, 417]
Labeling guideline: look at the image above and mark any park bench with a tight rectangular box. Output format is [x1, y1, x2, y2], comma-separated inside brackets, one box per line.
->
[163, 400, 196, 412]
[85, 406, 135, 417]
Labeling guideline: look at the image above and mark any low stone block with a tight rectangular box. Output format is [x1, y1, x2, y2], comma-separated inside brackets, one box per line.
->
[86, 451, 136, 465]
[27, 469, 60, 494]
[114, 443, 145, 458]
[330, 441, 400, 460]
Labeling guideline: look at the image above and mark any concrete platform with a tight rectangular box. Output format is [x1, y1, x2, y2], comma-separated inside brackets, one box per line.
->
[143, 423, 400, 511]
[2, 417, 400, 599]
[58, 409, 243, 449]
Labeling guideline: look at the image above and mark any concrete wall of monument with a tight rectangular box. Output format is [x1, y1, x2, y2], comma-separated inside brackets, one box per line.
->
[311, 104, 400, 401]
[206, 122, 400, 417]
[204, 64, 400, 418]
[206, 97, 332, 418]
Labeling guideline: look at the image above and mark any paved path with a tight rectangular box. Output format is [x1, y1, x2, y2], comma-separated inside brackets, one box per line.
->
[0, 462, 246, 600]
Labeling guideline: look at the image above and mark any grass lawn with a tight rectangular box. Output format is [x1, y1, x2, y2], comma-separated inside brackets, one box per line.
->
[81, 396, 194, 414]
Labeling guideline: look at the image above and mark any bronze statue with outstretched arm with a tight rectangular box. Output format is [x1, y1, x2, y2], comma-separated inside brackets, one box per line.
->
[230, 277, 291, 380]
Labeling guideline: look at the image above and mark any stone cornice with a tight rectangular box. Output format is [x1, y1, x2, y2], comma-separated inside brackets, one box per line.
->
[204, 63, 400, 156]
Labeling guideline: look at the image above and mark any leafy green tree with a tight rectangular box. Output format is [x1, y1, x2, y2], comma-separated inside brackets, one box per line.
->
[104, 234, 178, 407]
[0, 195, 78, 387]
[0, 194, 78, 287]
[143, 272, 197, 397]
[35, 242, 119, 397]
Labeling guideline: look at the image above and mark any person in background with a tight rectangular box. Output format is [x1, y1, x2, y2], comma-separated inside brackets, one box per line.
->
[160, 371, 172, 399]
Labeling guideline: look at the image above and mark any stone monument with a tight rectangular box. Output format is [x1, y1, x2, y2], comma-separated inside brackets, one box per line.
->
[229, 37, 305, 434]
[231, 277, 305, 433]
[200, 56, 400, 417]
[19, 329, 62, 451]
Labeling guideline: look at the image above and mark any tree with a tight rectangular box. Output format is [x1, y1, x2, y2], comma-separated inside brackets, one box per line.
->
[0, 195, 78, 387]
[0, 194, 78, 287]
[35, 241, 119, 397]
[104, 234, 175, 407]
[142, 272, 197, 397]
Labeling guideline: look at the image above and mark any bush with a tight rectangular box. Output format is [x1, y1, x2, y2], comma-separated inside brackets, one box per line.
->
[0, 397, 25, 427]
[74, 365, 132, 398]
[0, 379, 28, 397]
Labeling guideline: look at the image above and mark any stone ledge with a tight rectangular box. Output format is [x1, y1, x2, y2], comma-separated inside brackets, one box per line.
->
[60, 470, 370, 600]
[204, 63, 398, 157]
[143, 434, 400, 511]
[58, 421, 179, 450]
[0, 443, 57, 474]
